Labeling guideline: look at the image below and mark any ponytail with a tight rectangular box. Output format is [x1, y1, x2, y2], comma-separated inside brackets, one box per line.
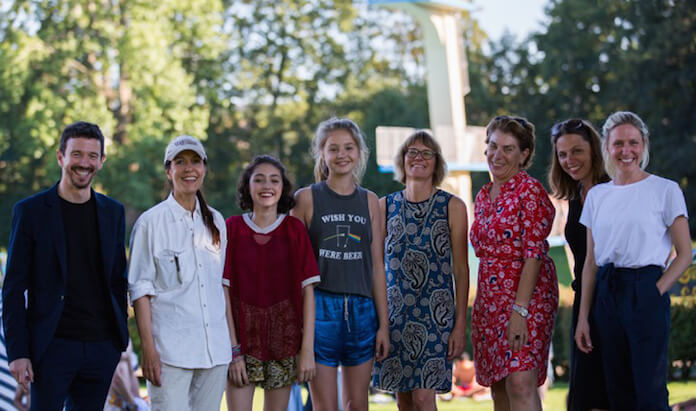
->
[196, 190, 220, 246]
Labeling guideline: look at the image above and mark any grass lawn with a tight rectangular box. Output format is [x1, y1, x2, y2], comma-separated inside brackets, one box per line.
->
[215, 380, 696, 411]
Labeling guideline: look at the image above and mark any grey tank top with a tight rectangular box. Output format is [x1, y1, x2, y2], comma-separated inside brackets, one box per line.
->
[309, 181, 373, 298]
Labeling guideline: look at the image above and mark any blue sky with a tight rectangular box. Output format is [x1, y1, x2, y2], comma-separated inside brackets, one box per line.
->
[472, 0, 549, 40]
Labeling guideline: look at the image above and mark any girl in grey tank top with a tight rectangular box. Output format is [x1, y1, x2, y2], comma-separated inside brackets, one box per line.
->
[309, 181, 373, 297]
[290, 117, 389, 410]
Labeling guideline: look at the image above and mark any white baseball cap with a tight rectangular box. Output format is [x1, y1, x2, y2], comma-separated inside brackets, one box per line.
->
[164, 135, 207, 165]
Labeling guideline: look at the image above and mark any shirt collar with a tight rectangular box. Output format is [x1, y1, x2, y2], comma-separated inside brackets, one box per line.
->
[165, 192, 201, 220]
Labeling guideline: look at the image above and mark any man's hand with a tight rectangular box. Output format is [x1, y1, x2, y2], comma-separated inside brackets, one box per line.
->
[9, 358, 33, 391]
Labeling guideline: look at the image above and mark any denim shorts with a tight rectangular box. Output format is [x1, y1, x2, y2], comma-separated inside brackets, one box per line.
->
[314, 289, 377, 367]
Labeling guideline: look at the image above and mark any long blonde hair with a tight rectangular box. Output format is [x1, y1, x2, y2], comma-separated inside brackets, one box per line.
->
[312, 117, 369, 184]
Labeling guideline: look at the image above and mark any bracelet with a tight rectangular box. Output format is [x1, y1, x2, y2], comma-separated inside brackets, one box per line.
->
[511, 303, 529, 318]
[231, 344, 243, 363]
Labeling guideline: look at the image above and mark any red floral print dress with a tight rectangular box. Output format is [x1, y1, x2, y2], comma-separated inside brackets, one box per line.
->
[469, 171, 559, 387]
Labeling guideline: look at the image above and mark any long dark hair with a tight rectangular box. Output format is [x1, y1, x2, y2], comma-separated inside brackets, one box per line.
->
[548, 118, 609, 200]
[237, 155, 296, 213]
[165, 159, 220, 246]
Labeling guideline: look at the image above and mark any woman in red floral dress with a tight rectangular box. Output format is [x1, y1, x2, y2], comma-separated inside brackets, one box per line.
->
[470, 116, 558, 410]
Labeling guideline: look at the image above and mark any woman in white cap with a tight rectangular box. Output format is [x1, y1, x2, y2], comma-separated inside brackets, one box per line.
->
[128, 135, 233, 410]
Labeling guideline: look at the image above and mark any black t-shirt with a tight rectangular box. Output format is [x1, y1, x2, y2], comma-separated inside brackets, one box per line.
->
[55, 195, 117, 341]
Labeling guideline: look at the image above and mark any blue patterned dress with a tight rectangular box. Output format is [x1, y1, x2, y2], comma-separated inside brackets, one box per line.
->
[372, 189, 455, 393]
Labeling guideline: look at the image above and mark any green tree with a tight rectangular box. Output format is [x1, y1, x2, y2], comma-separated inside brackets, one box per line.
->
[465, 0, 696, 235]
[0, 0, 226, 245]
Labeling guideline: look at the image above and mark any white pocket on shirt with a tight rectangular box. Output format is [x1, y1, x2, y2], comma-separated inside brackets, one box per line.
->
[154, 249, 193, 291]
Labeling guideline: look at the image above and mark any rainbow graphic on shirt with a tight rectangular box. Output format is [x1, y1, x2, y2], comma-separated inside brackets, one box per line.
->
[323, 225, 361, 247]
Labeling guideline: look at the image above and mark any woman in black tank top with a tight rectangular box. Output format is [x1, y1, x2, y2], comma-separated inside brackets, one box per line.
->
[291, 117, 389, 411]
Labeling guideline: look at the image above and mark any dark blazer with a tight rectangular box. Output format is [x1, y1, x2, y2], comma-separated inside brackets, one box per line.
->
[1, 183, 129, 364]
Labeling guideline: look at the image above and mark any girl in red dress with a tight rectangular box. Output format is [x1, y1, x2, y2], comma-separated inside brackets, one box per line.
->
[224, 155, 320, 411]
[470, 116, 559, 411]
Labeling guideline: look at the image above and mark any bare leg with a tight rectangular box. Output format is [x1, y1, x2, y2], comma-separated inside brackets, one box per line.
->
[492, 379, 509, 411]
[263, 385, 293, 411]
[309, 363, 338, 411]
[395, 392, 414, 411]
[226, 383, 255, 411]
[506, 370, 541, 411]
[409, 389, 437, 411]
[341, 360, 373, 411]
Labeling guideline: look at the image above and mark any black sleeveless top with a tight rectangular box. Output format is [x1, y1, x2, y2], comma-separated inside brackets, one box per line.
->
[565, 196, 586, 294]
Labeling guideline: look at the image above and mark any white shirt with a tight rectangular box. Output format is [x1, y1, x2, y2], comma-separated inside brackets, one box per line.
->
[580, 174, 688, 268]
[128, 194, 231, 368]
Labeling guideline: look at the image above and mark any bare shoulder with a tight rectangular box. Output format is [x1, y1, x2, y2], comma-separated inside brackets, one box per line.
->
[447, 193, 467, 211]
[294, 186, 312, 202]
[291, 186, 313, 225]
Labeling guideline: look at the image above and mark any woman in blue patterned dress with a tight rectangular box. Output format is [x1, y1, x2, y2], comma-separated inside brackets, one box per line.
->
[373, 130, 470, 410]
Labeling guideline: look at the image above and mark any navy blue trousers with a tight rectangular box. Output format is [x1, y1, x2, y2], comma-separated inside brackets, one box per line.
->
[593, 264, 670, 411]
[30, 338, 120, 411]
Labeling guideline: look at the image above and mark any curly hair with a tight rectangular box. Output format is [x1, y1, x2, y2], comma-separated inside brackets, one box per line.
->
[485, 115, 536, 169]
[237, 155, 296, 213]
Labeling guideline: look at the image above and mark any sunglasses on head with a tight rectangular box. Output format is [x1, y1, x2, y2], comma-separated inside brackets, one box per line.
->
[551, 119, 585, 139]
[495, 115, 528, 128]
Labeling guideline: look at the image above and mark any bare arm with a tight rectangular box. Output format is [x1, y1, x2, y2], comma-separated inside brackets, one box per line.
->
[575, 228, 598, 353]
[223, 286, 248, 387]
[657, 216, 691, 294]
[291, 187, 313, 228]
[370, 192, 390, 361]
[132, 296, 161, 386]
[447, 196, 470, 360]
[297, 285, 316, 382]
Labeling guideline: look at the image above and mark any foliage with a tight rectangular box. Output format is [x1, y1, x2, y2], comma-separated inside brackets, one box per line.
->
[0, 0, 226, 241]
[465, 0, 696, 235]
[669, 298, 696, 380]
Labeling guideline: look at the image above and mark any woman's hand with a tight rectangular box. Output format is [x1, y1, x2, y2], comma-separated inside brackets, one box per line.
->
[447, 323, 466, 361]
[506, 311, 528, 352]
[228, 358, 248, 387]
[574, 316, 593, 354]
[141, 345, 162, 387]
[296, 346, 316, 382]
[375, 325, 390, 362]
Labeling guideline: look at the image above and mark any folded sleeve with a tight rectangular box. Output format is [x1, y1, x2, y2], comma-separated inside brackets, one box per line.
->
[127, 218, 157, 303]
[663, 181, 688, 227]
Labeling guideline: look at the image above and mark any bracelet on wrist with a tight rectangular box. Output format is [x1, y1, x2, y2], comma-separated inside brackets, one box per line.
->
[231, 344, 243, 362]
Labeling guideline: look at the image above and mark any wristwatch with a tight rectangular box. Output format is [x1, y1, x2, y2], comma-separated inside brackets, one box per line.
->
[512, 303, 529, 318]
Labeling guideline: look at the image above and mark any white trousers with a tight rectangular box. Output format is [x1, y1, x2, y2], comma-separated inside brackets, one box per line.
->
[148, 363, 227, 411]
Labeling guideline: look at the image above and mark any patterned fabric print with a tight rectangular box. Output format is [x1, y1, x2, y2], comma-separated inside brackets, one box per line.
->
[469, 171, 559, 387]
[373, 190, 454, 393]
[246, 355, 297, 389]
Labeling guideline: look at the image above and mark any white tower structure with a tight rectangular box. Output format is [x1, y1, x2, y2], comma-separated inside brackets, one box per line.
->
[370, 0, 487, 224]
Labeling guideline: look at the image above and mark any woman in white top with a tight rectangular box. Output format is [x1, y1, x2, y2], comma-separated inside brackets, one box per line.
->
[575, 111, 691, 411]
[128, 136, 233, 410]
